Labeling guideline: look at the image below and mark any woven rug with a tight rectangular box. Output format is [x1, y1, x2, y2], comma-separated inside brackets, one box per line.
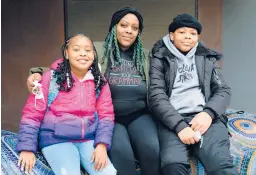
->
[1, 109, 255, 175]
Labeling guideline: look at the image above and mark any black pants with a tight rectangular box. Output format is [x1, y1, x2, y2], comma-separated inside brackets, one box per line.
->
[109, 114, 161, 175]
[159, 120, 239, 175]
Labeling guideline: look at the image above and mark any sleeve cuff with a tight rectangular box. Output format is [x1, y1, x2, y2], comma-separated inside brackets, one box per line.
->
[94, 138, 112, 151]
[95, 143, 108, 149]
[16, 143, 38, 154]
[174, 121, 189, 134]
[29, 67, 44, 75]
[203, 108, 216, 120]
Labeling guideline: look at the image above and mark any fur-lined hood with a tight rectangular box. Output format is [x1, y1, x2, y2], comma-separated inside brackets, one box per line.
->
[152, 39, 222, 60]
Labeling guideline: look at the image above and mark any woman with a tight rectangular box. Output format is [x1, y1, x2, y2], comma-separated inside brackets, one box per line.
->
[27, 7, 160, 175]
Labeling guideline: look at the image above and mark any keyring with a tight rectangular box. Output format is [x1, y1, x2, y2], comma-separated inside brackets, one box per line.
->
[32, 81, 45, 111]
[32, 86, 40, 94]
[32, 80, 42, 94]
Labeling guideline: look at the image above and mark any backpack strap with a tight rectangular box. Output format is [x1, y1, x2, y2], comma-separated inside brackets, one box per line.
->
[47, 70, 59, 110]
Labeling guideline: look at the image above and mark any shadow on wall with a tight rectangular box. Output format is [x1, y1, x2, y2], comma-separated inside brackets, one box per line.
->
[1, 0, 65, 131]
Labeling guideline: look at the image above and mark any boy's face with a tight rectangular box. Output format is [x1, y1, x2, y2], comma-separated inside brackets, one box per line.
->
[170, 27, 200, 52]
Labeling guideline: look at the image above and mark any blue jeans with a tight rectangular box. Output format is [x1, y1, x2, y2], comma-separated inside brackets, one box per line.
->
[42, 140, 117, 175]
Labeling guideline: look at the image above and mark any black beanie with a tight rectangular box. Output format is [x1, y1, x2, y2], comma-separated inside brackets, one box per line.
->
[168, 13, 202, 34]
[108, 7, 143, 32]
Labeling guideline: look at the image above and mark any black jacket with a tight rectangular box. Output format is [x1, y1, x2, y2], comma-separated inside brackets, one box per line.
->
[148, 40, 231, 134]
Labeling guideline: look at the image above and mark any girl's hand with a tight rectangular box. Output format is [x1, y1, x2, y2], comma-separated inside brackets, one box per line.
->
[91, 143, 108, 171]
[18, 151, 36, 174]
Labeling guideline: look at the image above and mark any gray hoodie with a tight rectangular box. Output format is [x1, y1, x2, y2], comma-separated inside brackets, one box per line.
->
[163, 34, 206, 114]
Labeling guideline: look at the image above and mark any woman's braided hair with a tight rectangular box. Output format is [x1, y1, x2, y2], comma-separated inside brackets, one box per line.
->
[101, 25, 145, 77]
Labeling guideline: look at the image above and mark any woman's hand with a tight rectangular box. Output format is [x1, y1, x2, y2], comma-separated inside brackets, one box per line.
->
[27, 73, 42, 93]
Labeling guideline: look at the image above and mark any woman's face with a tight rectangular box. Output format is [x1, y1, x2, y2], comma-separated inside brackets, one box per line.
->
[116, 13, 139, 50]
[65, 35, 95, 74]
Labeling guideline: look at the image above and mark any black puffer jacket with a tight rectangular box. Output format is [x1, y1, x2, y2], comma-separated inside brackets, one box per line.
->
[148, 40, 231, 134]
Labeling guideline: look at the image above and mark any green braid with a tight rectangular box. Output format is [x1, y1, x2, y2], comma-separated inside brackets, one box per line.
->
[102, 29, 113, 64]
[102, 26, 122, 67]
[133, 33, 144, 77]
[113, 27, 121, 66]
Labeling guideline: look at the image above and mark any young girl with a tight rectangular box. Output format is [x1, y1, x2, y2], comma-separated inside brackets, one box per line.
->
[16, 34, 117, 175]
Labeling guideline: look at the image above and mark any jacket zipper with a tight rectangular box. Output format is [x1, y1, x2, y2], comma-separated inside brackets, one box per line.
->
[169, 59, 176, 97]
[201, 58, 206, 95]
[195, 56, 205, 95]
[80, 82, 85, 139]
[81, 117, 85, 139]
[81, 82, 84, 110]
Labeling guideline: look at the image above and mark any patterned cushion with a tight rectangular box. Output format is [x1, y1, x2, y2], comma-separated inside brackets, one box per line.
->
[226, 109, 256, 175]
[189, 109, 256, 175]
[1, 109, 255, 175]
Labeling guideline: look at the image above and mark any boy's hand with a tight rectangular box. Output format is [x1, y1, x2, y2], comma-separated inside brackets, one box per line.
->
[91, 143, 108, 171]
[190, 112, 212, 135]
[27, 73, 42, 93]
[18, 151, 36, 174]
[178, 127, 200, 145]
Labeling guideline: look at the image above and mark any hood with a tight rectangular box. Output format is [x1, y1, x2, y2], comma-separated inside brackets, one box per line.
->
[50, 58, 63, 69]
[152, 39, 222, 60]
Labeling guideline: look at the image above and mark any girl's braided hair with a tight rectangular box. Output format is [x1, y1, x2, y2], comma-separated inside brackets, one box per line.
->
[54, 34, 106, 92]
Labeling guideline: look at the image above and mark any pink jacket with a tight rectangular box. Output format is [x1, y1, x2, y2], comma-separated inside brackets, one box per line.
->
[17, 60, 115, 153]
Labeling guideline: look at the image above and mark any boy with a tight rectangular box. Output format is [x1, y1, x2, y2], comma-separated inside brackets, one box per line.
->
[149, 14, 238, 175]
